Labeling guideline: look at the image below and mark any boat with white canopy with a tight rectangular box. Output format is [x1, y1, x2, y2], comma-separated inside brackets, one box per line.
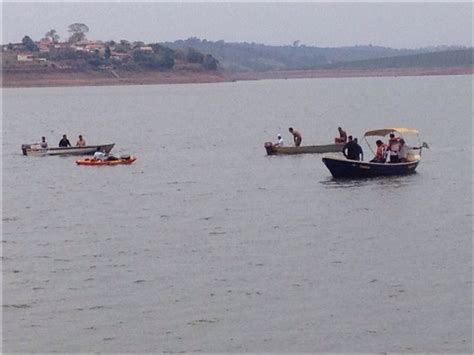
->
[322, 127, 427, 178]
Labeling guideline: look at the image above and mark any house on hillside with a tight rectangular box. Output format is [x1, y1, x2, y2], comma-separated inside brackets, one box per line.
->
[38, 38, 52, 52]
[109, 51, 131, 65]
[86, 43, 105, 53]
[72, 39, 105, 53]
[110, 51, 130, 61]
[52, 42, 70, 49]
[2, 43, 25, 51]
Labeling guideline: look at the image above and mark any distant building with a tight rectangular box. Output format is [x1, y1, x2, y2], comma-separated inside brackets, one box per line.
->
[38, 38, 52, 52]
[86, 43, 105, 52]
[3, 43, 25, 51]
[17, 53, 46, 62]
[53, 42, 70, 49]
[110, 52, 130, 60]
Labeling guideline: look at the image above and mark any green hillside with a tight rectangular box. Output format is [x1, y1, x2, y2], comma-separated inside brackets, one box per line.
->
[163, 38, 469, 72]
[323, 48, 473, 70]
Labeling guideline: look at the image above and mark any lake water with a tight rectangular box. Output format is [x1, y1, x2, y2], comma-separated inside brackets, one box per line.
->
[2, 75, 472, 352]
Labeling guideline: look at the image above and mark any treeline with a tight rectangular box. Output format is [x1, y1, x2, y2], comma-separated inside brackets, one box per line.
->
[162, 37, 470, 72]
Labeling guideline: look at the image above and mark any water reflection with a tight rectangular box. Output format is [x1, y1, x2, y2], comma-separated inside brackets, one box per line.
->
[320, 173, 419, 189]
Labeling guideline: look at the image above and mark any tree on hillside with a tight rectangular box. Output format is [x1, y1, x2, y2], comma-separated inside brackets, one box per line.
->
[22, 36, 38, 51]
[104, 46, 112, 60]
[152, 44, 175, 69]
[132, 41, 145, 49]
[186, 47, 204, 63]
[45, 29, 60, 42]
[114, 40, 131, 53]
[202, 54, 218, 70]
[132, 44, 175, 70]
[68, 23, 89, 43]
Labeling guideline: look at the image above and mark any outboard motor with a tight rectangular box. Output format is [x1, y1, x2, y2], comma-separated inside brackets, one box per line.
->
[264, 141, 275, 155]
[21, 144, 30, 156]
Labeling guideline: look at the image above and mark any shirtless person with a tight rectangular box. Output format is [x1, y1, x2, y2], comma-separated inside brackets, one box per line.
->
[387, 133, 400, 163]
[335, 127, 347, 144]
[288, 127, 302, 147]
[76, 135, 86, 147]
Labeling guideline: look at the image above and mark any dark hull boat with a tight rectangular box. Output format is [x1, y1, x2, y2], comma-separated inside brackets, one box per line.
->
[264, 142, 343, 155]
[322, 156, 420, 178]
[322, 127, 426, 178]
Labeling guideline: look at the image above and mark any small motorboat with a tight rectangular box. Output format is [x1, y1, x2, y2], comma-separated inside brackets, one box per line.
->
[322, 127, 427, 178]
[22, 143, 115, 156]
[264, 142, 343, 155]
[76, 155, 137, 166]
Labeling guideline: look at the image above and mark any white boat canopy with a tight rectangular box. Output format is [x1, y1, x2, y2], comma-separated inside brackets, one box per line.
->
[364, 127, 419, 137]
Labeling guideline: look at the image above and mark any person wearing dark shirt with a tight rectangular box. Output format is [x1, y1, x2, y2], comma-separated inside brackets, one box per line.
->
[59, 134, 72, 147]
[353, 138, 363, 161]
[343, 135, 363, 161]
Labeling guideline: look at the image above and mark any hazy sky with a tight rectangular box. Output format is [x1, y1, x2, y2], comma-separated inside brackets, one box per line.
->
[2, 1, 472, 48]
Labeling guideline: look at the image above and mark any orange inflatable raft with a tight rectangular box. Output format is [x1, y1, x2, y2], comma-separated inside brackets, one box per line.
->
[76, 155, 137, 166]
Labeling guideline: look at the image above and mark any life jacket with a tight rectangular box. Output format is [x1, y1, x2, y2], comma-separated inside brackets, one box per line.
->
[376, 144, 387, 158]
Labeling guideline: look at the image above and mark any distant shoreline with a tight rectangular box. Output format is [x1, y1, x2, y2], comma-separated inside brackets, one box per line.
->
[2, 66, 472, 88]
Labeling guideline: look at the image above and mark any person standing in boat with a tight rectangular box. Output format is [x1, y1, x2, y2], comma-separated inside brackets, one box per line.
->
[353, 138, 363, 161]
[343, 135, 361, 161]
[397, 139, 421, 162]
[288, 127, 302, 147]
[335, 127, 347, 144]
[58, 134, 71, 147]
[76, 135, 86, 147]
[387, 133, 400, 163]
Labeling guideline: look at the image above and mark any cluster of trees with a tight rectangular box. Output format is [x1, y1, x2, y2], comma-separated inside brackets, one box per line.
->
[12, 24, 219, 72]
[177, 47, 218, 69]
[132, 44, 175, 69]
[18, 24, 89, 46]
[21, 36, 38, 51]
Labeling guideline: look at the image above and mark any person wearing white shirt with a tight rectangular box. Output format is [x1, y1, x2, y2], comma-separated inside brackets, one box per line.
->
[276, 134, 284, 147]
[94, 149, 107, 160]
[40, 136, 48, 149]
[398, 139, 421, 162]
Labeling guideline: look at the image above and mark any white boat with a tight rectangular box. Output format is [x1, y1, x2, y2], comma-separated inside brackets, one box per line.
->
[21, 143, 115, 156]
[264, 142, 343, 155]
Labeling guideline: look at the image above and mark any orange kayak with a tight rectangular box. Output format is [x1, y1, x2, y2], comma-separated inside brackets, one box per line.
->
[76, 156, 137, 166]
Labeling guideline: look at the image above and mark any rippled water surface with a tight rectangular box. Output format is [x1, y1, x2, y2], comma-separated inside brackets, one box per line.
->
[2, 75, 472, 352]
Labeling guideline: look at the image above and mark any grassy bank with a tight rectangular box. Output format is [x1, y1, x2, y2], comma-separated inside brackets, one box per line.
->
[2, 66, 472, 88]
